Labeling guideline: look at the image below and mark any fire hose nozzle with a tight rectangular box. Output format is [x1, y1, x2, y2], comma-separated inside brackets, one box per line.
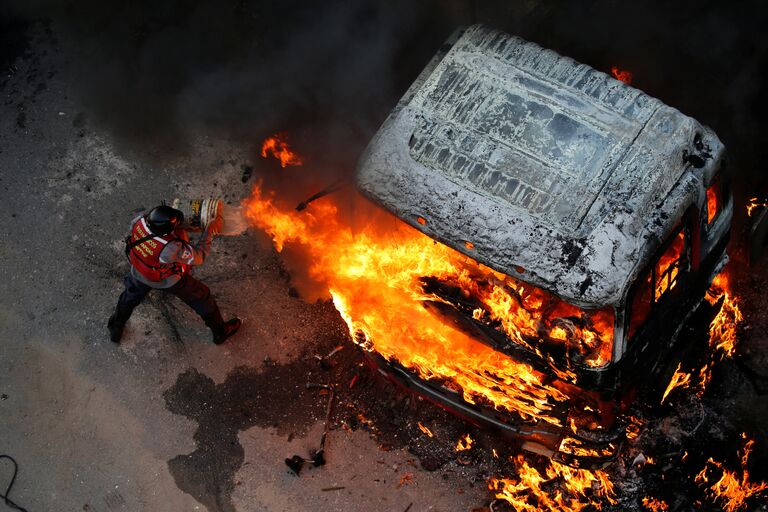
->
[172, 197, 222, 231]
[171, 196, 248, 236]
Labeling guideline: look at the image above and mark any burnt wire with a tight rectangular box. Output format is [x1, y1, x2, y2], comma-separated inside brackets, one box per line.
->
[0, 455, 28, 512]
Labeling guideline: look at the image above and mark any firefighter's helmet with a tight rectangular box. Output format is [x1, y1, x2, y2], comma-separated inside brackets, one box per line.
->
[146, 205, 184, 236]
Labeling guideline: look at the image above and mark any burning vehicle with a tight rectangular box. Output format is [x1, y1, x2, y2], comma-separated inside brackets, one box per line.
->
[352, 25, 733, 467]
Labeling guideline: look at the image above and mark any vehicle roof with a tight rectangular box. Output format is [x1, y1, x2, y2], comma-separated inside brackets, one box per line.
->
[356, 25, 724, 307]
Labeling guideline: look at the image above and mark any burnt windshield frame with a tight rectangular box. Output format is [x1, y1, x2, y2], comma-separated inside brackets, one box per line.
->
[625, 220, 693, 344]
[420, 270, 616, 370]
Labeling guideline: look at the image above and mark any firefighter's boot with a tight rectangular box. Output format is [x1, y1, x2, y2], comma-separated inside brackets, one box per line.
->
[212, 317, 242, 345]
[107, 313, 125, 343]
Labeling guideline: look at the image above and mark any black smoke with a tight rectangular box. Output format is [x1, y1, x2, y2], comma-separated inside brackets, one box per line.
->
[1, 0, 459, 169]
[2, 0, 768, 195]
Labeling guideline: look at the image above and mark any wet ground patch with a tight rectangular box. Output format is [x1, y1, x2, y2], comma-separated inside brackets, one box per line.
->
[163, 357, 328, 512]
[162, 327, 492, 511]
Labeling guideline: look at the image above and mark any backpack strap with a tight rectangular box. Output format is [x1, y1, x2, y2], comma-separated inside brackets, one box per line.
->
[124, 234, 156, 259]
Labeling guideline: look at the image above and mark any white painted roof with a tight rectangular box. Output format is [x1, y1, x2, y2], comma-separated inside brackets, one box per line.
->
[356, 25, 724, 307]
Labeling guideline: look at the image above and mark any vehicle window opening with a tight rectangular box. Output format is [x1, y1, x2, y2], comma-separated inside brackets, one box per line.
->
[654, 229, 687, 300]
[628, 225, 691, 342]
[706, 174, 722, 224]
[419, 266, 615, 368]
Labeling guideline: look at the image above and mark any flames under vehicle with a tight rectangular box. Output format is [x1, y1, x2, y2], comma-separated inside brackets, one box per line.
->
[354, 25, 732, 467]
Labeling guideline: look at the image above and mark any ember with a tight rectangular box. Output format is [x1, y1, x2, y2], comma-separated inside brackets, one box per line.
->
[398, 472, 415, 488]
[746, 197, 767, 217]
[610, 66, 633, 84]
[625, 416, 644, 441]
[261, 133, 303, 168]
[641, 496, 669, 511]
[695, 434, 768, 512]
[707, 179, 721, 223]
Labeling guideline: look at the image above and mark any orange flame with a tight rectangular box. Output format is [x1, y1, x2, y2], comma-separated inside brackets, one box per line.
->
[661, 362, 692, 405]
[242, 184, 611, 428]
[705, 273, 742, 360]
[658, 270, 742, 402]
[696, 272, 743, 394]
[610, 66, 633, 85]
[654, 229, 685, 299]
[261, 133, 303, 168]
[417, 422, 434, 437]
[455, 433, 474, 452]
[489, 456, 616, 512]
[695, 434, 768, 512]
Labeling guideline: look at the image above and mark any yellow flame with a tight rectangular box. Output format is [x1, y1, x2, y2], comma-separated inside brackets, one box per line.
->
[705, 274, 742, 361]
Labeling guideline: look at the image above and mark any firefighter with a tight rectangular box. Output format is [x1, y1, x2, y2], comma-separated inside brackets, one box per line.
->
[107, 205, 241, 344]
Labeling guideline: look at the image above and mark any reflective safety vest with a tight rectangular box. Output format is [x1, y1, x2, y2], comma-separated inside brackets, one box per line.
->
[127, 217, 190, 282]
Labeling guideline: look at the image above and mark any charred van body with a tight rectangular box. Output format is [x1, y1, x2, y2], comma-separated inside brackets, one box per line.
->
[355, 25, 732, 468]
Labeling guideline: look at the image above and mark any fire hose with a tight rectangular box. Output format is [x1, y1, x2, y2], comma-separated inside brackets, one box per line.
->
[0, 455, 27, 512]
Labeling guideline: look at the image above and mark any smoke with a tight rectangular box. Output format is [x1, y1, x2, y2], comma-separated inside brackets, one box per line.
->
[3, 0, 768, 194]
[2, 1, 457, 170]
